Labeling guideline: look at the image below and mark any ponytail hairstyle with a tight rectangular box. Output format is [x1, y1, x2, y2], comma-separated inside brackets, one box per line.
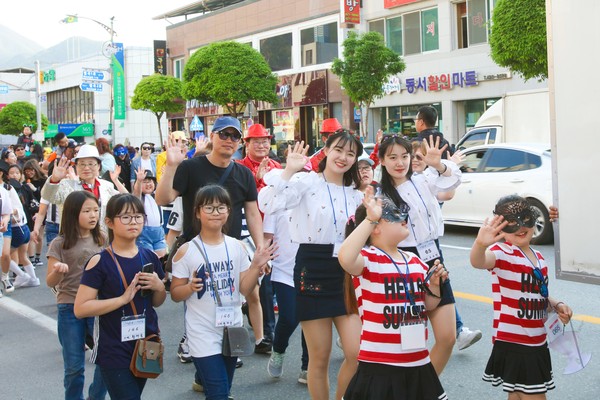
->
[377, 135, 413, 208]
[318, 129, 363, 189]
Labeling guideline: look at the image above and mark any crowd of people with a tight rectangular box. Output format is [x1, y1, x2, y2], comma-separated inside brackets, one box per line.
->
[0, 111, 572, 400]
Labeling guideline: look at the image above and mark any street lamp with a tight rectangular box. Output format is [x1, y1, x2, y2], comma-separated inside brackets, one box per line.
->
[61, 14, 117, 141]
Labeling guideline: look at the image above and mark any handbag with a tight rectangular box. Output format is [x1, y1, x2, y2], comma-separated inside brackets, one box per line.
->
[107, 248, 164, 378]
[191, 238, 253, 357]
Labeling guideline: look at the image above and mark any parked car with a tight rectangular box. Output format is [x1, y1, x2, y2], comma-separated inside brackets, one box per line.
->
[442, 143, 553, 244]
[363, 142, 375, 155]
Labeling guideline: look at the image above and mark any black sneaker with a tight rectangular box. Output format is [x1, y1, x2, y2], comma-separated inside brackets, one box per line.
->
[236, 357, 243, 368]
[255, 339, 272, 354]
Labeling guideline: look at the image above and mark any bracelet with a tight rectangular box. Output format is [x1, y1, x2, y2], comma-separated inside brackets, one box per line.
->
[365, 218, 379, 225]
[437, 163, 448, 176]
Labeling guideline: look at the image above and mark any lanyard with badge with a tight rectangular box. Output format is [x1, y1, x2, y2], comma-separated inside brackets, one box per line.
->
[407, 181, 440, 262]
[192, 238, 235, 327]
[107, 246, 148, 342]
[323, 176, 349, 257]
[376, 247, 428, 351]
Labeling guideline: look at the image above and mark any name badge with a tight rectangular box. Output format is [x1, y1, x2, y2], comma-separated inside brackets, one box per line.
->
[544, 312, 563, 345]
[332, 241, 343, 258]
[121, 315, 146, 342]
[416, 240, 440, 262]
[400, 321, 427, 351]
[216, 306, 235, 327]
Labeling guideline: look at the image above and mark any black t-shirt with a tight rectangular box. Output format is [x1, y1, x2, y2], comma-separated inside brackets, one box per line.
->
[173, 156, 258, 240]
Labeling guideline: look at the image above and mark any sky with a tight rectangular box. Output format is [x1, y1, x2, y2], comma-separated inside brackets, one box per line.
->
[3, 1, 194, 48]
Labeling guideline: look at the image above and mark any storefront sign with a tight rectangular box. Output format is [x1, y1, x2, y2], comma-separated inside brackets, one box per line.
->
[384, 0, 422, 9]
[185, 99, 223, 117]
[259, 70, 328, 110]
[342, 0, 361, 24]
[45, 123, 95, 138]
[112, 42, 126, 120]
[383, 75, 402, 95]
[400, 70, 478, 94]
[154, 40, 167, 75]
[481, 71, 511, 81]
[39, 69, 56, 85]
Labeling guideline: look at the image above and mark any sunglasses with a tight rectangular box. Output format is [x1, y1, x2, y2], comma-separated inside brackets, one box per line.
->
[217, 130, 242, 142]
[142, 146, 154, 151]
[114, 149, 127, 156]
[380, 199, 410, 223]
[532, 267, 549, 298]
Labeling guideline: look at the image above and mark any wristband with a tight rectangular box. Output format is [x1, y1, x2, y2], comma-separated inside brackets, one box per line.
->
[437, 163, 448, 176]
[365, 218, 379, 225]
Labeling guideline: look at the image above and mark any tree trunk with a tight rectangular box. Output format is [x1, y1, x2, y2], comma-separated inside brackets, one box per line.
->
[155, 112, 164, 147]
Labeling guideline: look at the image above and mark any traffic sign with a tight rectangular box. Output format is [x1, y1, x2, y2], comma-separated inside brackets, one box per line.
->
[80, 82, 104, 92]
[190, 115, 204, 131]
[0, 85, 8, 94]
[82, 69, 106, 81]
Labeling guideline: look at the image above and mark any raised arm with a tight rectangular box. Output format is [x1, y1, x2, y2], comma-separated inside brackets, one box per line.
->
[155, 134, 186, 205]
[470, 215, 507, 270]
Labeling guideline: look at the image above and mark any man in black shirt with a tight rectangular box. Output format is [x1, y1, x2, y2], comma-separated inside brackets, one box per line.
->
[415, 105, 453, 158]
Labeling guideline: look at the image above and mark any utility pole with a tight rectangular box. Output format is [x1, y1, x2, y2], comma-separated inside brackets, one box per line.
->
[34, 60, 43, 142]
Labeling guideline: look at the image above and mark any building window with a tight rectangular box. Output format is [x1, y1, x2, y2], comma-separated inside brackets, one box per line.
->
[47, 87, 94, 125]
[300, 22, 338, 67]
[457, 0, 495, 49]
[371, 8, 439, 56]
[174, 59, 184, 80]
[260, 33, 293, 71]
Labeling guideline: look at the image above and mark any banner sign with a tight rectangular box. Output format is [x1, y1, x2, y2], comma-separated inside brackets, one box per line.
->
[154, 40, 167, 75]
[384, 0, 422, 8]
[112, 42, 126, 120]
[342, 0, 361, 24]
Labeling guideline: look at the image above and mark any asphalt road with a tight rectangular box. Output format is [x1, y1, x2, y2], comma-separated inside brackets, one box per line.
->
[1, 226, 599, 399]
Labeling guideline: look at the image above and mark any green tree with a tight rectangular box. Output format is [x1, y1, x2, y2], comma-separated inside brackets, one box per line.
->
[131, 73, 184, 146]
[183, 41, 278, 116]
[0, 101, 48, 136]
[332, 31, 406, 138]
[489, 0, 547, 81]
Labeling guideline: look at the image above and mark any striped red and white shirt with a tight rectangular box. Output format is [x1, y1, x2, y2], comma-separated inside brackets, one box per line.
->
[488, 242, 549, 346]
[354, 246, 432, 367]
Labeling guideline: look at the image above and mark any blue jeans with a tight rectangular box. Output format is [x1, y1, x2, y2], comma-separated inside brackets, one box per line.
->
[57, 303, 107, 400]
[99, 367, 146, 400]
[192, 354, 237, 400]
[260, 273, 275, 341]
[272, 281, 309, 370]
[46, 221, 59, 244]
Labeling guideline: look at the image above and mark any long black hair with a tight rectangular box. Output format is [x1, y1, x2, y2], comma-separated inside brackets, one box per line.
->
[60, 191, 105, 250]
[193, 184, 232, 235]
[317, 129, 363, 189]
[377, 135, 413, 208]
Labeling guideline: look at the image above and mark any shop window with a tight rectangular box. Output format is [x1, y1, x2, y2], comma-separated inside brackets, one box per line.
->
[174, 59, 184, 80]
[370, 8, 439, 56]
[369, 20, 385, 38]
[261, 33, 293, 71]
[456, 0, 495, 49]
[421, 8, 439, 52]
[386, 17, 403, 55]
[300, 22, 338, 67]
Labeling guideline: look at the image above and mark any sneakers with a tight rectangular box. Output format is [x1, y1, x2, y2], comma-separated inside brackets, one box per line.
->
[20, 277, 40, 288]
[456, 327, 483, 350]
[1, 276, 14, 294]
[298, 370, 308, 385]
[236, 357, 243, 368]
[255, 339, 272, 354]
[268, 351, 285, 378]
[177, 338, 192, 363]
[34, 257, 43, 267]
[192, 380, 204, 392]
[13, 273, 32, 288]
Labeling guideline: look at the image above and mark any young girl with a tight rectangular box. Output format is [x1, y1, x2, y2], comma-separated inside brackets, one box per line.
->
[470, 195, 572, 399]
[133, 168, 166, 258]
[74, 194, 166, 400]
[170, 184, 276, 400]
[259, 131, 364, 400]
[46, 191, 107, 400]
[376, 134, 469, 374]
[23, 159, 46, 266]
[338, 187, 448, 400]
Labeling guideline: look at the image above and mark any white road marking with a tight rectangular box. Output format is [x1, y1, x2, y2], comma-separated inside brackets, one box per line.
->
[0, 296, 57, 334]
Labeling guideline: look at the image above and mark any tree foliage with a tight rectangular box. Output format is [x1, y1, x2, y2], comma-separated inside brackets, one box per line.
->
[489, 0, 547, 81]
[131, 73, 184, 146]
[332, 31, 406, 137]
[0, 101, 48, 136]
[183, 41, 278, 116]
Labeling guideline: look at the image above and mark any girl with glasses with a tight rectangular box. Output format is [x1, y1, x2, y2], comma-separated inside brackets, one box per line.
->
[169, 184, 276, 400]
[470, 195, 572, 400]
[75, 193, 166, 400]
[338, 187, 448, 400]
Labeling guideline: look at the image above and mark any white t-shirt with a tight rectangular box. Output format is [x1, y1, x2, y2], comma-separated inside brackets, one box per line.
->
[143, 194, 161, 227]
[166, 197, 183, 232]
[0, 185, 13, 217]
[263, 210, 297, 287]
[172, 236, 250, 358]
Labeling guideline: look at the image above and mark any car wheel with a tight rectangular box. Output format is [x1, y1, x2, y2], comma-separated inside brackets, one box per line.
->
[528, 198, 553, 245]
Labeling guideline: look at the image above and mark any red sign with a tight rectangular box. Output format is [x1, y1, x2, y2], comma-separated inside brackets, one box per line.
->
[342, 0, 360, 24]
[384, 0, 421, 9]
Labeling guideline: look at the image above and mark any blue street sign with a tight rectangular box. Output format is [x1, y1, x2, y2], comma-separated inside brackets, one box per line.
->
[80, 82, 104, 92]
[0, 85, 8, 94]
[190, 115, 204, 131]
[82, 69, 106, 81]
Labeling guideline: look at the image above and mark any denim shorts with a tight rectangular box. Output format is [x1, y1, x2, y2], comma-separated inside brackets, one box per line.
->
[11, 224, 30, 248]
[137, 225, 167, 252]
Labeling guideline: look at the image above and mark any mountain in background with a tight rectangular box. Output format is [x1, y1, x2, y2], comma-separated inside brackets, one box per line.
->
[0, 25, 103, 70]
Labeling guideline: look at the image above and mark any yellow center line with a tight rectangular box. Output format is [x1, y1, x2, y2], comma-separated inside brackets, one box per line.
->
[453, 291, 600, 325]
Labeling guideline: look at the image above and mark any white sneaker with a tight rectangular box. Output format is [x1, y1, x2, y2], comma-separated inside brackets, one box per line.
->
[13, 273, 32, 288]
[456, 327, 482, 350]
[1, 276, 14, 293]
[20, 277, 40, 288]
[268, 351, 284, 378]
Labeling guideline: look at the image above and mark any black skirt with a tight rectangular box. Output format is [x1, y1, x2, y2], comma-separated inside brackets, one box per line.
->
[344, 361, 448, 400]
[293, 244, 347, 321]
[483, 340, 555, 394]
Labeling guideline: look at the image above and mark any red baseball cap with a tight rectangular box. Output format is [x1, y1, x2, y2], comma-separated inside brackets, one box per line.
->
[320, 118, 342, 134]
[244, 124, 272, 141]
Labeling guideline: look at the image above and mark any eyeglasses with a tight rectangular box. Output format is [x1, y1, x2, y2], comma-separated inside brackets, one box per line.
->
[77, 162, 98, 169]
[532, 267, 549, 298]
[217, 130, 242, 142]
[358, 166, 372, 172]
[115, 214, 146, 224]
[413, 154, 424, 161]
[142, 146, 154, 151]
[251, 139, 271, 147]
[15, 148, 25, 152]
[200, 204, 229, 214]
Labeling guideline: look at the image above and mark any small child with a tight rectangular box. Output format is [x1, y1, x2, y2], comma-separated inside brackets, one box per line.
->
[470, 195, 573, 399]
[338, 187, 448, 400]
[133, 168, 167, 258]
